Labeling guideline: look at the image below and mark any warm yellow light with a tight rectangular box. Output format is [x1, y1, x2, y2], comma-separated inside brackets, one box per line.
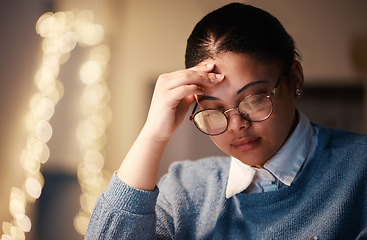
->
[80, 193, 98, 213]
[15, 215, 31, 233]
[39, 143, 50, 164]
[3, 9, 112, 238]
[79, 90, 112, 118]
[47, 80, 64, 105]
[90, 44, 111, 66]
[35, 76, 55, 97]
[35, 67, 57, 87]
[9, 188, 26, 218]
[78, 24, 104, 46]
[35, 12, 54, 37]
[25, 112, 37, 133]
[58, 32, 78, 53]
[59, 52, 71, 65]
[35, 120, 52, 143]
[42, 36, 60, 54]
[26, 135, 50, 164]
[82, 169, 104, 187]
[20, 150, 41, 175]
[36, 11, 74, 38]
[73, 212, 90, 236]
[10, 226, 25, 240]
[42, 54, 59, 68]
[87, 115, 106, 140]
[75, 10, 94, 23]
[1, 234, 13, 240]
[83, 150, 104, 173]
[82, 83, 106, 106]
[73, 10, 104, 47]
[80, 60, 101, 84]
[2, 222, 12, 237]
[35, 97, 55, 120]
[25, 178, 42, 199]
[9, 199, 25, 217]
[30, 94, 42, 116]
[99, 106, 113, 127]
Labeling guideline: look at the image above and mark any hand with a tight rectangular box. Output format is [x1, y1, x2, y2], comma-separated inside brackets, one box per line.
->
[143, 63, 224, 142]
[118, 63, 224, 190]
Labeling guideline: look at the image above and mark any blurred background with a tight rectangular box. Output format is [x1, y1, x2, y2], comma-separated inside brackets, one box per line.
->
[0, 0, 366, 239]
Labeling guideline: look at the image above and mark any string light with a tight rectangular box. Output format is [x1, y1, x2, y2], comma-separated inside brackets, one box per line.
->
[74, 35, 112, 238]
[1, 10, 111, 239]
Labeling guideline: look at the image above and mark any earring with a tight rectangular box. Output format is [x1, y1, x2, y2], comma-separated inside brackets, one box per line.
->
[296, 89, 302, 96]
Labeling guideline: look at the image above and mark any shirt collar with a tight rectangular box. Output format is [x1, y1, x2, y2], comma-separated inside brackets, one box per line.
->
[226, 111, 315, 198]
[264, 111, 315, 186]
[225, 157, 255, 198]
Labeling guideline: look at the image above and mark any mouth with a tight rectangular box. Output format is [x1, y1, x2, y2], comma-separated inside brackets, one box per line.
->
[231, 137, 261, 152]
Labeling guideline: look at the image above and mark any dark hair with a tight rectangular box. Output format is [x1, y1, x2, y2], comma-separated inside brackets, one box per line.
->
[185, 3, 299, 72]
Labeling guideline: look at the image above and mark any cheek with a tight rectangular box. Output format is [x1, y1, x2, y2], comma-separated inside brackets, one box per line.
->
[270, 85, 296, 124]
[273, 97, 296, 132]
[266, 96, 297, 146]
[209, 134, 232, 154]
[256, 119, 286, 149]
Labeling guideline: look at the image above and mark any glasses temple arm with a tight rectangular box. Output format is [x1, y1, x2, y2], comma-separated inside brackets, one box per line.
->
[189, 94, 200, 120]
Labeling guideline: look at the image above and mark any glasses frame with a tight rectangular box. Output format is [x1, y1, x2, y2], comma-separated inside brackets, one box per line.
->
[189, 68, 289, 136]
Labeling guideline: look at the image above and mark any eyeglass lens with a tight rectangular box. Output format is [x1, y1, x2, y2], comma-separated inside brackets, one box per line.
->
[193, 94, 273, 135]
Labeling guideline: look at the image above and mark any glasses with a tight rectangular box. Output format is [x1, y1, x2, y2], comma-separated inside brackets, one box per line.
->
[189, 69, 288, 136]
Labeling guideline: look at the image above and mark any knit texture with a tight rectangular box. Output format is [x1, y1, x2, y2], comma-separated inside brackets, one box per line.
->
[85, 124, 367, 239]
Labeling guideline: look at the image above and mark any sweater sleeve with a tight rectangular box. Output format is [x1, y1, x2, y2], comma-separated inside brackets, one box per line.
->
[85, 172, 160, 240]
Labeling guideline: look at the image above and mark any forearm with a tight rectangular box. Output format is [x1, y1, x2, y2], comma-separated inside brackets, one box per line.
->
[117, 64, 221, 191]
[117, 125, 169, 191]
[85, 174, 160, 239]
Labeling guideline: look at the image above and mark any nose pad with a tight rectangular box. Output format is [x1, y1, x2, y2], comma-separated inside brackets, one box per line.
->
[243, 119, 250, 128]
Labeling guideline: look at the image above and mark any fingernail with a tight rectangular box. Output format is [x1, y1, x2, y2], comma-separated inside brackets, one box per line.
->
[206, 63, 214, 69]
[216, 74, 224, 81]
[197, 86, 204, 92]
[209, 74, 224, 83]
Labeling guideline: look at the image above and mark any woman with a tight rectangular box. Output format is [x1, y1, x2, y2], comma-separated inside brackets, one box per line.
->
[86, 3, 367, 239]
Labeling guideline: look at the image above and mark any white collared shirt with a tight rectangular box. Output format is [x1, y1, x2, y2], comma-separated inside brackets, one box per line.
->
[225, 111, 316, 198]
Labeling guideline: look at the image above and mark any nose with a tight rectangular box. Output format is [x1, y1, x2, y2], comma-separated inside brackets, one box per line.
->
[225, 108, 250, 132]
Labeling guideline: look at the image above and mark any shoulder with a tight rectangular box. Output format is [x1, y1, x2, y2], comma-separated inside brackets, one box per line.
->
[315, 123, 367, 150]
[168, 156, 231, 175]
[158, 156, 231, 195]
[313, 124, 367, 168]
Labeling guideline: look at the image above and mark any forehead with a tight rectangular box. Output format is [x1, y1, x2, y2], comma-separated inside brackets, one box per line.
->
[201, 53, 280, 99]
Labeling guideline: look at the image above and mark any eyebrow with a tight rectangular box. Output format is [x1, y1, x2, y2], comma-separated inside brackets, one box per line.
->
[198, 80, 269, 102]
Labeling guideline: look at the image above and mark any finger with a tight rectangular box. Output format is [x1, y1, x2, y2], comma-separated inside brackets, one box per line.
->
[207, 72, 225, 84]
[191, 62, 215, 72]
[165, 84, 204, 107]
[159, 68, 224, 90]
[157, 62, 218, 88]
[173, 70, 224, 86]
[187, 63, 225, 85]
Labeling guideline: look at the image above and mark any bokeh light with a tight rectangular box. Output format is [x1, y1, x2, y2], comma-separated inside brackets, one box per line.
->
[2, 9, 111, 239]
[15, 215, 31, 233]
[74, 29, 112, 234]
[80, 61, 101, 84]
[25, 178, 42, 199]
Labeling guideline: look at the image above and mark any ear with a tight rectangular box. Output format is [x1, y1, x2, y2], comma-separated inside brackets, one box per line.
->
[289, 60, 304, 99]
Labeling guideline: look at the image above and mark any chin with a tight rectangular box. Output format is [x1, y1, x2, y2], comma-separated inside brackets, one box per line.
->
[232, 152, 269, 166]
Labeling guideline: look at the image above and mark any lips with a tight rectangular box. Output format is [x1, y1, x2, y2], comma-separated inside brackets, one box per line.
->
[231, 137, 261, 152]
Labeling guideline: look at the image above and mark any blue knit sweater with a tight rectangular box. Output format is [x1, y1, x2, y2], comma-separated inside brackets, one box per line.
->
[85, 125, 367, 239]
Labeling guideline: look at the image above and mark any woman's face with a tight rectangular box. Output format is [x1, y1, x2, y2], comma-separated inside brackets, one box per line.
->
[198, 53, 303, 166]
